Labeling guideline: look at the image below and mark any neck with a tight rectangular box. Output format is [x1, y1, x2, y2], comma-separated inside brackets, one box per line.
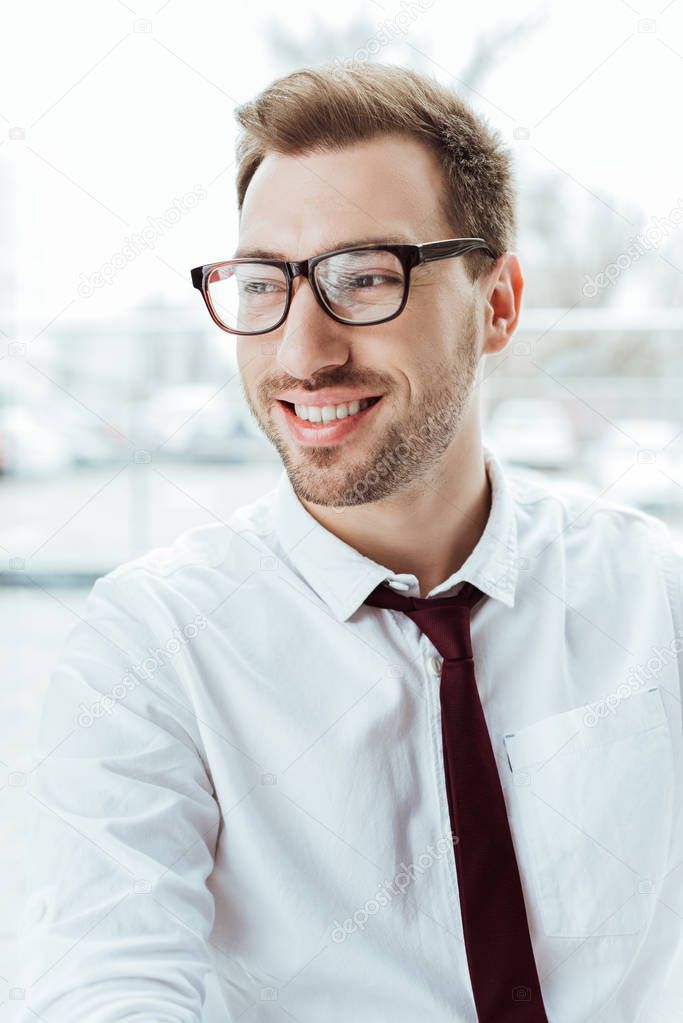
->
[298, 426, 491, 599]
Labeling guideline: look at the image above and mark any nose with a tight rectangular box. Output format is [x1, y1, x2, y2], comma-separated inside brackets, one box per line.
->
[276, 275, 350, 380]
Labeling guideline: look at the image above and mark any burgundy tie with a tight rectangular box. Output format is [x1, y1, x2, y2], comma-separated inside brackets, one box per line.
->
[363, 579, 548, 1022]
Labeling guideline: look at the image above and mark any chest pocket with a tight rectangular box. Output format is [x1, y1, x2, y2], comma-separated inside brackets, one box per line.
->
[503, 686, 674, 939]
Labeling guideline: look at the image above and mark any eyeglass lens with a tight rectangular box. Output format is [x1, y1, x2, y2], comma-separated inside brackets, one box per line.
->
[206, 249, 406, 332]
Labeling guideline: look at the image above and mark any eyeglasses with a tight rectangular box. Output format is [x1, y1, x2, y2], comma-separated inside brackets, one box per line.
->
[190, 237, 497, 336]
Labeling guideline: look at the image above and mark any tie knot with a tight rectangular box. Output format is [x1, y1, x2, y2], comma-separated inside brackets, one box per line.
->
[363, 580, 486, 662]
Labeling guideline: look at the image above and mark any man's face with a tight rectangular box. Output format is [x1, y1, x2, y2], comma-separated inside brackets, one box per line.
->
[236, 132, 488, 508]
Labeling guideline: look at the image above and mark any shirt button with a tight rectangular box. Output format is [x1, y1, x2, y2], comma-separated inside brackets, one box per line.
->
[388, 579, 411, 591]
[429, 654, 443, 675]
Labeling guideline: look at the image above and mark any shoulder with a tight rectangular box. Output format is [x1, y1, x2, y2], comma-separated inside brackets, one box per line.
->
[506, 462, 670, 543]
[501, 466, 683, 646]
[93, 486, 279, 615]
[504, 463, 682, 594]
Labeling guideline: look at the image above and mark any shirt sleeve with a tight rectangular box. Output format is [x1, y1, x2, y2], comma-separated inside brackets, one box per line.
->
[652, 516, 683, 718]
[15, 571, 220, 1023]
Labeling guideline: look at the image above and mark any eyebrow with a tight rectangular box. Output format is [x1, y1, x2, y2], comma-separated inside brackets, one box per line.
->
[232, 235, 416, 260]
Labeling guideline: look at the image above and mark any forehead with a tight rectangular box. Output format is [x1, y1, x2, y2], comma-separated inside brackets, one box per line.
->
[236, 133, 449, 259]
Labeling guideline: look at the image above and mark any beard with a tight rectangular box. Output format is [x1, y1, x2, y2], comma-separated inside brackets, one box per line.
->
[241, 303, 480, 509]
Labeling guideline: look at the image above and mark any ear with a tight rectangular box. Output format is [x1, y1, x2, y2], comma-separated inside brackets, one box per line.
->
[480, 253, 524, 356]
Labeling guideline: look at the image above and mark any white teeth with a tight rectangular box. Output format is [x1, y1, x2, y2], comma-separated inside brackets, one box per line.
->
[293, 397, 375, 422]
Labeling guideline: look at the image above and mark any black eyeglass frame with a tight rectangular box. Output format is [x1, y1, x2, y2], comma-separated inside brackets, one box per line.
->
[190, 237, 498, 336]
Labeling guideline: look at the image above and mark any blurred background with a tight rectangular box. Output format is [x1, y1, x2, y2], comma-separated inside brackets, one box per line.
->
[2, 0, 683, 1018]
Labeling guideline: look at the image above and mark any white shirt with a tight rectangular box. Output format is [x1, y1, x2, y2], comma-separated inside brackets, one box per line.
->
[17, 444, 683, 1023]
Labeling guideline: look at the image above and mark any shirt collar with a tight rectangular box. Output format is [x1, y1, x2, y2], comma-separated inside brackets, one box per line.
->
[272, 444, 518, 621]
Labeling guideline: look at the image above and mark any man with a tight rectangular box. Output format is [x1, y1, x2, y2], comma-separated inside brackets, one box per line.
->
[18, 64, 683, 1022]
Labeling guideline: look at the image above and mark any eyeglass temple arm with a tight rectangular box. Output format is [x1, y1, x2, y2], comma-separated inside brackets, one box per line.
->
[417, 238, 498, 264]
[190, 241, 498, 289]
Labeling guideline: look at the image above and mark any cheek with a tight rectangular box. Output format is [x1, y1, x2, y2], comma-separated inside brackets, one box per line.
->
[235, 339, 248, 375]
[404, 287, 455, 345]
[237, 341, 271, 397]
[400, 304, 453, 369]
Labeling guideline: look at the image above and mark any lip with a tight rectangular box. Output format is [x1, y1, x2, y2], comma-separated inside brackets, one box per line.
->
[277, 391, 383, 407]
[276, 396, 384, 446]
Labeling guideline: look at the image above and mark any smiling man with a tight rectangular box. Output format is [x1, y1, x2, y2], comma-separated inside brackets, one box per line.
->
[19, 64, 683, 1023]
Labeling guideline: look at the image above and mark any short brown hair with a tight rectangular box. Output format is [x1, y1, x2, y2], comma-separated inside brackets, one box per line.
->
[233, 63, 516, 281]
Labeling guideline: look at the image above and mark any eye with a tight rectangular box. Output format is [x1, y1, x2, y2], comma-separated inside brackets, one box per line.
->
[244, 281, 280, 294]
[327, 270, 402, 291]
[350, 273, 399, 288]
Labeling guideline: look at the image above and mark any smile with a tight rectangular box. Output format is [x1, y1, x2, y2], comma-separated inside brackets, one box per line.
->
[276, 395, 384, 446]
